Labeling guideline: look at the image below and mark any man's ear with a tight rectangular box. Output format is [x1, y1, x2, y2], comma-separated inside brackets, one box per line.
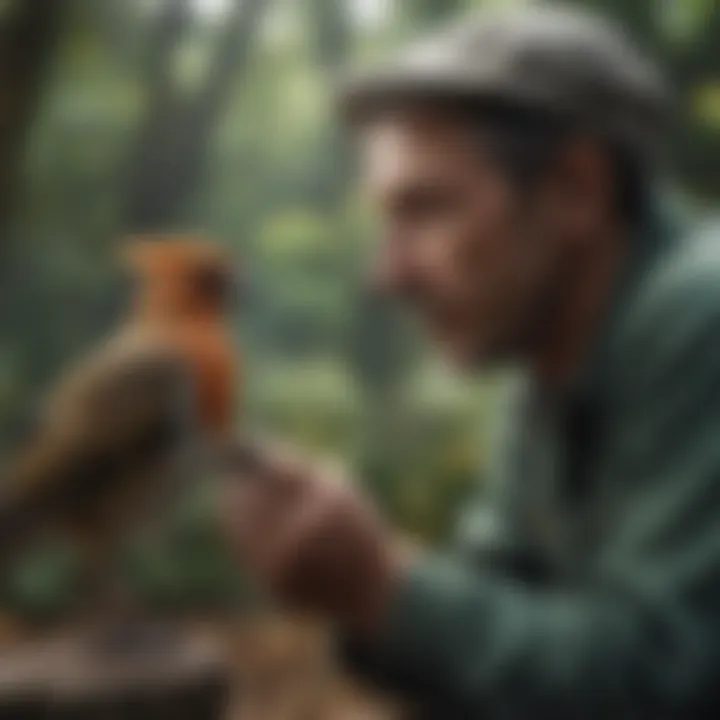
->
[553, 137, 615, 240]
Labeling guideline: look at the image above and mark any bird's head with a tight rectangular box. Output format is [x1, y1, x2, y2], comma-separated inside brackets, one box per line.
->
[121, 236, 242, 318]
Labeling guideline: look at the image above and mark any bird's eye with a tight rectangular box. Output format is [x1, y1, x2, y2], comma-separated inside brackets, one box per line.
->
[194, 266, 235, 305]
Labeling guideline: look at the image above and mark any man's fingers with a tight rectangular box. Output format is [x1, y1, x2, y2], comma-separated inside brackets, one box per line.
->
[255, 487, 327, 590]
[218, 441, 366, 600]
[224, 436, 308, 488]
[219, 471, 288, 553]
[218, 444, 312, 563]
[218, 477, 261, 546]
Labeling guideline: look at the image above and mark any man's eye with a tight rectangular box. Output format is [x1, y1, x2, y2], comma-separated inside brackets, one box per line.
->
[398, 188, 455, 220]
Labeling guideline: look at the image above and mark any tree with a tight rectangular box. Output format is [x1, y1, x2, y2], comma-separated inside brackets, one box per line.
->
[572, 0, 720, 199]
[122, 0, 269, 232]
[0, 0, 64, 251]
[306, 0, 354, 209]
[411, 0, 467, 30]
[305, 0, 419, 508]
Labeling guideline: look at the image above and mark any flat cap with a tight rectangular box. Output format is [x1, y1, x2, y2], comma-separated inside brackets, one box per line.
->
[339, 4, 671, 159]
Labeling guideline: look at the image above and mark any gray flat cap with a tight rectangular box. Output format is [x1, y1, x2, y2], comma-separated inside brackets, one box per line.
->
[339, 4, 671, 159]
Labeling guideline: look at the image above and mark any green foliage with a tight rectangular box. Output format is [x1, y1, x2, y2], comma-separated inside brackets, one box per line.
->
[0, 0, 716, 618]
[126, 492, 249, 612]
[2, 546, 79, 621]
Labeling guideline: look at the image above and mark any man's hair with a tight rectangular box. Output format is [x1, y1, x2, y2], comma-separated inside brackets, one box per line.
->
[459, 101, 648, 227]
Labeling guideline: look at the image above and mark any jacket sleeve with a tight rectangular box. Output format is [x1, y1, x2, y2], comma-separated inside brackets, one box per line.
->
[341, 300, 720, 718]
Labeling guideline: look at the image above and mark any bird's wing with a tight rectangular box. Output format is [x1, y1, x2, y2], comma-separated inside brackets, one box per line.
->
[0, 335, 197, 550]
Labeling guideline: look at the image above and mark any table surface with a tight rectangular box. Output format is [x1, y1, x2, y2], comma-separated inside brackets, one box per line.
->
[0, 628, 230, 717]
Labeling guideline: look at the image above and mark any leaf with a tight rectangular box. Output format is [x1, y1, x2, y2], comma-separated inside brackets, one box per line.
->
[692, 82, 720, 128]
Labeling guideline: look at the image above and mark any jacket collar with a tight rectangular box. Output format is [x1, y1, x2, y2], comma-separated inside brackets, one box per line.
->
[568, 188, 688, 413]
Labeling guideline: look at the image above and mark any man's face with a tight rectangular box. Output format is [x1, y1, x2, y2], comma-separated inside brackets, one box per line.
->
[361, 111, 581, 369]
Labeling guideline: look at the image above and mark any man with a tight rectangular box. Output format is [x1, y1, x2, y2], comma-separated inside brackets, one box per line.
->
[221, 5, 720, 718]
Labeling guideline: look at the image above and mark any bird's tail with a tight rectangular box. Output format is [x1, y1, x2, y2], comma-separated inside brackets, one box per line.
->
[0, 448, 60, 580]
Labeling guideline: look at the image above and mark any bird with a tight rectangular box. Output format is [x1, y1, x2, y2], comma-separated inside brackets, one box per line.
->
[0, 236, 242, 646]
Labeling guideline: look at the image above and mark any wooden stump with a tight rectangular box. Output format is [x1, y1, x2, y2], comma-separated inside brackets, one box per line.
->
[0, 628, 231, 719]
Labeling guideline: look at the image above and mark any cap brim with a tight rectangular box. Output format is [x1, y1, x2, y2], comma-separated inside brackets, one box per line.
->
[336, 65, 514, 127]
[336, 67, 664, 162]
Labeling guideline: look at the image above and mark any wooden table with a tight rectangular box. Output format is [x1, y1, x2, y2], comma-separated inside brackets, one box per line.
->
[0, 627, 231, 719]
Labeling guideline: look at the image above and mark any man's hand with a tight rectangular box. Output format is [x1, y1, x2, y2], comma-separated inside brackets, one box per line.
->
[219, 443, 412, 638]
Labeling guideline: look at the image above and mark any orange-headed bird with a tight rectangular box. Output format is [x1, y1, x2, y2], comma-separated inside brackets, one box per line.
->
[0, 236, 240, 627]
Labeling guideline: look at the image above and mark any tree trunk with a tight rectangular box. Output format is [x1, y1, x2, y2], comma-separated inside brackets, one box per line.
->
[412, 0, 465, 30]
[307, 1, 418, 490]
[307, 0, 354, 208]
[122, 0, 268, 233]
[0, 0, 63, 245]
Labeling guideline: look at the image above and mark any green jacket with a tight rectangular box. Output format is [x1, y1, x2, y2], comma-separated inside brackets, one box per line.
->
[343, 204, 720, 719]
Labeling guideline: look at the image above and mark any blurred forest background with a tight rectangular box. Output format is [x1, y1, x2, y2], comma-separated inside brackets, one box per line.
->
[0, 0, 717, 619]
